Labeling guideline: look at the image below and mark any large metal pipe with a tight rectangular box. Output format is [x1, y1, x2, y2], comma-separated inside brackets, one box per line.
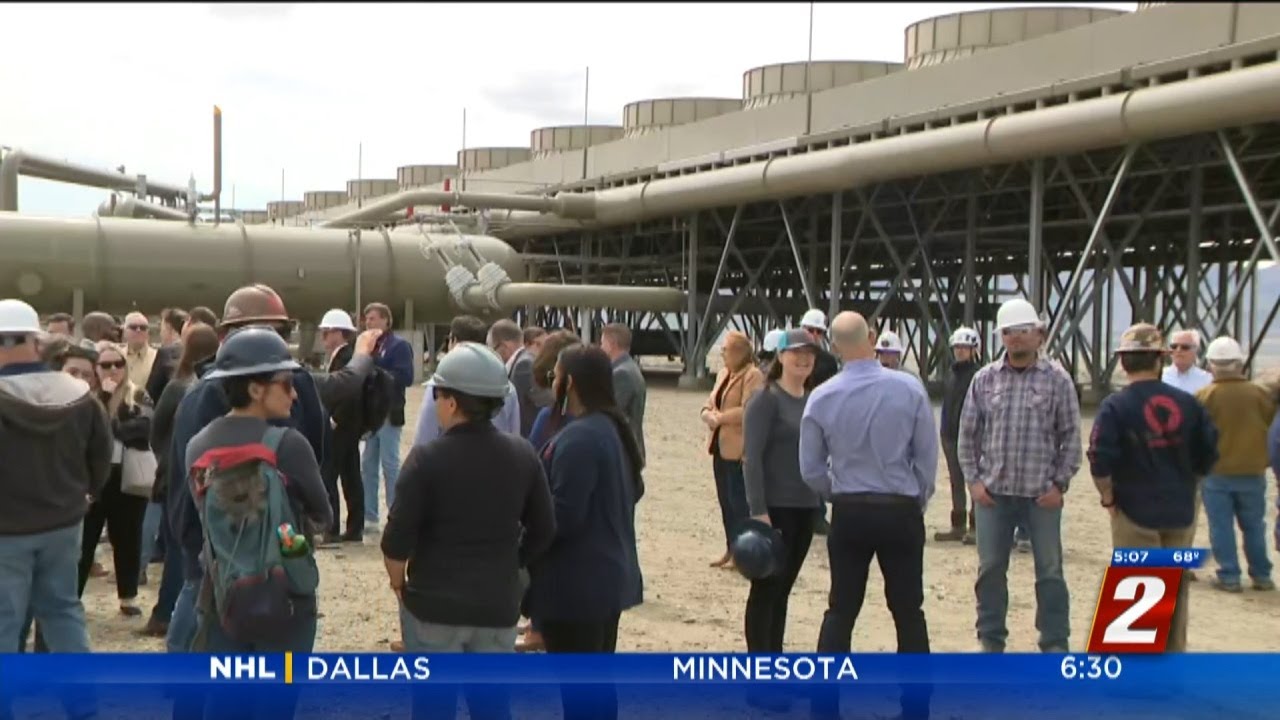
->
[590, 62, 1280, 224]
[0, 213, 682, 320]
[0, 148, 190, 211]
[321, 188, 596, 228]
[96, 196, 190, 221]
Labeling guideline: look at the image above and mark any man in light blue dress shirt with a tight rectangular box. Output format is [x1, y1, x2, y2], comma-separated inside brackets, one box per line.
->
[800, 311, 938, 720]
[413, 316, 521, 447]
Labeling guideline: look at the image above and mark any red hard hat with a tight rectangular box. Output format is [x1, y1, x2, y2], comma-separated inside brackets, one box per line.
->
[219, 284, 290, 329]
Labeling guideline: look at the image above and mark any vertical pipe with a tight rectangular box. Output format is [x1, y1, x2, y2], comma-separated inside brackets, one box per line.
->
[686, 214, 701, 380]
[964, 178, 977, 327]
[1187, 148, 1203, 331]
[1092, 254, 1104, 394]
[804, 1, 814, 137]
[72, 289, 84, 341]
[829, 192, 842, 321]
[582, 67, 590, 182]
[461, 109, 468, 193]
[213, 106, 222, 223]
[579, 236, 592, 344]
[1029, 157, 1044, 310]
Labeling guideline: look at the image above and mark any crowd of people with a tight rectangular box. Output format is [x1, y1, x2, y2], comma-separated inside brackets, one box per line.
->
[0, 283, 1278, 720]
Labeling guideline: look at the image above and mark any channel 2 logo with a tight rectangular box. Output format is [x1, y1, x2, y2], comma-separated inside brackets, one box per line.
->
[1086, 566, 1183, 653]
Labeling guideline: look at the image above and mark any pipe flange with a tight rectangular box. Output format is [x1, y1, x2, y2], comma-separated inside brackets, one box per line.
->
[476, 262, 510, 309]
[444, 265, 478, 308]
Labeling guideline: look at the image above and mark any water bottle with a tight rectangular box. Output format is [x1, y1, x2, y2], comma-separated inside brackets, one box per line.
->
[277, 523, 310, 558]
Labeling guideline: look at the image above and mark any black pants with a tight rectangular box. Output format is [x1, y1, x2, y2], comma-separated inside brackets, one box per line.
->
[745, 506, 816, 652]
[542, 615, 621, 720]
[78, 468, 148, 600]
[814, 495, 930, 719]
[940, 438, 974, 531]
[323, 429, 364, 536]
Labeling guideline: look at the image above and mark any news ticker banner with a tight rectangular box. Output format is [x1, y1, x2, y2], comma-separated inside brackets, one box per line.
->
[1, 653, 1277, 719]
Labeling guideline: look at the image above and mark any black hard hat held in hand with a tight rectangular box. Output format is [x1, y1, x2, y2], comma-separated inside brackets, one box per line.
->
[205, 325, 301, 379]
[731, 518, 786, 581]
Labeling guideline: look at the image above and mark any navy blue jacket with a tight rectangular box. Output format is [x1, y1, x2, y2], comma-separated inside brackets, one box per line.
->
[373, 333, 415, 426]
[166, 359, 327, 580]
[1087, 379, 1219, 530]
[527, 413, 643, 623]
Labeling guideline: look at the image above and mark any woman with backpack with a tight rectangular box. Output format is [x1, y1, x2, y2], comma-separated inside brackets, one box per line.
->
[76, 341, 154, 618]
[527, 345, 644, 720]
[185, 327, 332, 718]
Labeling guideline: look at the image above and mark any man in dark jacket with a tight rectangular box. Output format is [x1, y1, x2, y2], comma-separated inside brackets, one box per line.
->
[145, 308, 188, 404]
[936, 326, 982, 543]
[318, 309, 366, 543]
[0, 299, 112, 654]
[1089, 323, 1219, 651]
[360, 302, 416, 533]
[489, 319, 538, 438]
[164, 285, 376, 659]
[601, 323, 647, 464]
[383, 342, 554, 718]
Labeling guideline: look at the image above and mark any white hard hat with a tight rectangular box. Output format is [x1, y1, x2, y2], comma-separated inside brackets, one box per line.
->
[800, 309, 827, 332]
[950, 326, 980, 348]
[762, 329, 785, 353]
[876, 330, 903, 354]
[996, 298, 1042, 330]
[1205, 336, 1244, 362]
[0, 299, 42, 335]
[432, 342, 511, 399]
[318, 309, 357, 332]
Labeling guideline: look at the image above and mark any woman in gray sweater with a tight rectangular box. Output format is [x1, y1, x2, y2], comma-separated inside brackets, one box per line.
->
[742, 328, 821, 657]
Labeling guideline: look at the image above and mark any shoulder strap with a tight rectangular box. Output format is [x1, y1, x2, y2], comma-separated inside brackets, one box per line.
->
[262, 426, 288, 453]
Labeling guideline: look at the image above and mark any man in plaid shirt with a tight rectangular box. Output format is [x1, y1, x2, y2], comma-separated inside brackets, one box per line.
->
[958, 298, 1082, 653]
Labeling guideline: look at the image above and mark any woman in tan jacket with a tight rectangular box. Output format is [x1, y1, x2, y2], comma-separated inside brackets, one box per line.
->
[700, 331, 765, 568]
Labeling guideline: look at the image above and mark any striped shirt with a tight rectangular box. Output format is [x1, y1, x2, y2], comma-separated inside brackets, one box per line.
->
[957, 356, 1082, 497]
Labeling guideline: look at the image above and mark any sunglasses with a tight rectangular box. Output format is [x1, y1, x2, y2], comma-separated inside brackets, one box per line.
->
[98, 360, 126, 370]
[126, 324, 149, 332]
[1001, 326, 1036, 337]
[1169, 344, 1195, 351]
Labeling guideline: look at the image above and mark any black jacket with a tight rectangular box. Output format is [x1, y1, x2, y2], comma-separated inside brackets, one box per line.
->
[145, 344, 180, 406]
[0, 363, 112, 535]
[149, 375, 193, 502]
[940, 360, 980, 442]
[381, 420, 555, 627]
[812, 347, 840, 387]
[325, 343, 363, 435]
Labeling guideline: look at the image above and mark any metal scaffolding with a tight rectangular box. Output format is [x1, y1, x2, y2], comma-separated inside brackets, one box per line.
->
[514, 125, 1280, 396]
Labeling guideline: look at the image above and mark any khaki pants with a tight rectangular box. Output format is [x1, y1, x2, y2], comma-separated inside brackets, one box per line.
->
[1110, 510, 1195, 652]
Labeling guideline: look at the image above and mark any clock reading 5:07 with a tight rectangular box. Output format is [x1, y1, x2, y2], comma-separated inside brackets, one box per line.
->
[1060, 655, 1122, 680]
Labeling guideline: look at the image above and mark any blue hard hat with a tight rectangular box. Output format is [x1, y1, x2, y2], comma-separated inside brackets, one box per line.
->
[731, 518, 786, 580]
[204, 325, 300, 380]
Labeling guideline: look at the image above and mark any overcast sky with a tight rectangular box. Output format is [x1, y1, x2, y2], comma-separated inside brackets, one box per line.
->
[3, 2, 1134, 217]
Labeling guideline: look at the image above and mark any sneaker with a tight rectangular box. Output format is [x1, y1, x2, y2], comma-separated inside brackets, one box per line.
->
[1210, 578, 1243, 593]
[1252, 578, 1276, 591]
[364, 521, 381, 535]
[119, 601, 143, 618]
[934, 528, 966, 542]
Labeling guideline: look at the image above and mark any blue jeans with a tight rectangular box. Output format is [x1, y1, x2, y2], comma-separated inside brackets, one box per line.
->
[139, 501, 164, 575]
[150, 517, 183, 624]
[202, 606, 316, 720]
[974, 494, 1070, 652]
[166, 578, 200, 653]
[712, 455, 748, 550]
[401, 604, 514, 720]
[1202, 474, 1273, 585]
[0, 523, 90, 653]
[362, 423, 403, 524]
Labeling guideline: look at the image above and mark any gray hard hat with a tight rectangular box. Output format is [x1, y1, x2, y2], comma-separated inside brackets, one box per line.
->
[431, 342, 511, 399]
[205, 325, 301, 380]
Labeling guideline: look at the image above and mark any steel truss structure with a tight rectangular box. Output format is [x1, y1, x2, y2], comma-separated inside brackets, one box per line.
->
[513, 124, 1280, 396]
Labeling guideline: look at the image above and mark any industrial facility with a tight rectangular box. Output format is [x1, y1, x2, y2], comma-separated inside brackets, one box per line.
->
[2, 3, 1279, 397]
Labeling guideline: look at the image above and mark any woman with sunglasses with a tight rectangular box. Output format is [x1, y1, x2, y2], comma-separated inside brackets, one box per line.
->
[76, 341, 154, 617]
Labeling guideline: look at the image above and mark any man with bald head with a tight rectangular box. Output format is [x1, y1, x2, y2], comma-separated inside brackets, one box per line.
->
[800, 312, 937, 718]
[81, 312, 120, 344]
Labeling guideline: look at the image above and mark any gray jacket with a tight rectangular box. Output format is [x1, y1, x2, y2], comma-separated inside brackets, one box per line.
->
[611, 354, 647, 463]
[0, 368, 112, 535]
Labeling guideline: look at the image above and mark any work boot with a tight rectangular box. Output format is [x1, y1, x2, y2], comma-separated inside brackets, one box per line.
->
[934, 528, 966, 542]
[135, 616, 169, 638]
